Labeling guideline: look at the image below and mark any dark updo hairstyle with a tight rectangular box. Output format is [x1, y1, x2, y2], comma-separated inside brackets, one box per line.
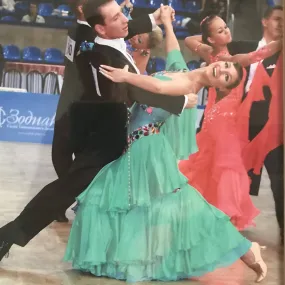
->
[200, 14, 218, 46]
[227, 62, 243, 90]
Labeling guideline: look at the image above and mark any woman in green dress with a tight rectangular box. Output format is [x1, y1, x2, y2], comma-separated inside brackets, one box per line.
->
[64, 8, 267, 283]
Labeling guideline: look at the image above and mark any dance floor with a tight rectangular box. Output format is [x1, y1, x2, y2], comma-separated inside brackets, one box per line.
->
[0, 141, 283, 285]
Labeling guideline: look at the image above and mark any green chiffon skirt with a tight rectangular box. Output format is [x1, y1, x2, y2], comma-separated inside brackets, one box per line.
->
[64, 132, 251, 282]
[162, 107, 198, 159]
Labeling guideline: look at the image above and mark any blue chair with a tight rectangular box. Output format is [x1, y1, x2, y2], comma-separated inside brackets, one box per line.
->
[187, 60, 200, 70]
[38, 3, 53, 17]
[131, 0, 150, 8]
[149, 0, 161, 8]
[44, 48, 64, 64]
[168, 0, 186, 12]
[3, 45, 21, 61]
[57, 4, 71, 13]
[174, 15, 186, 27]
[14, 1, 29, 13]
[22, 46, 42, 63]
[146, 58, 154, 74]
[55, 4, 75, 19]
[152, 57, 166, 72]
[1, 16, 18, 22]
[185, 0, 201, 13]
[175, 29, 189, 39]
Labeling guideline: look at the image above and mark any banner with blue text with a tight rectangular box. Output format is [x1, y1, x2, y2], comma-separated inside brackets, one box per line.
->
[0, 91, 59, 144]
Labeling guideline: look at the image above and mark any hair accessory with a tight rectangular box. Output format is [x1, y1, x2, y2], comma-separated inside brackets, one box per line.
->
[200, 16, 209, 26]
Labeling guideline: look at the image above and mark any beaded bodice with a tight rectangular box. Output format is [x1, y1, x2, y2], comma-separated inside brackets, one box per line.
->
[125, 103, 171, 149]
[128, 103, 171, 134]
[202, 51, 246, 137]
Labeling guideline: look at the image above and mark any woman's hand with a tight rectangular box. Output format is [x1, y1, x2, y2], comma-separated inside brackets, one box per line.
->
[99, 65, 129, 83]
[160, 5, 173, 26]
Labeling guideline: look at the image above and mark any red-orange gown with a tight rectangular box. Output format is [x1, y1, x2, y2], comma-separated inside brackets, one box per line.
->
[179, 52, 260, 230]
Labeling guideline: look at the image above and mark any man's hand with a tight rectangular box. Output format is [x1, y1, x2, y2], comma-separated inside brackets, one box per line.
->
[153, 4, 175, 25]
[185, 93, 198, 108]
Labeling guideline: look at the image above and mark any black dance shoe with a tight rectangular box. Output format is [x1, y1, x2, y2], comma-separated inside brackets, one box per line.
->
[0, 240, 12, 262]
[56, 213, 69, 223]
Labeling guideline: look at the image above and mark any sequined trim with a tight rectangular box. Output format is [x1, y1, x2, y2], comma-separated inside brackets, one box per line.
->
[125, 122, 164, 151]
[152, 68, 188, 77]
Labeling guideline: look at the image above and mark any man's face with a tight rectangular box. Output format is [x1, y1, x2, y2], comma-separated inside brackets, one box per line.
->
[30, 4, 37, 16]
[263, 9, 283, 40]
[97, 0, 129, 39]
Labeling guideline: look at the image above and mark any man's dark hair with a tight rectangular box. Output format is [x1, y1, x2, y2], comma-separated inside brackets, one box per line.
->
[83, 0, 112, 27]
[263, 5, 283, 19]
[68, 0, 86, 16]
[227, 62, 243, 90]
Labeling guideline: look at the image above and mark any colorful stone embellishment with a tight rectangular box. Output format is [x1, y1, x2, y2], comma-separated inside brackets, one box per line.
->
[126, 122, 164, 151]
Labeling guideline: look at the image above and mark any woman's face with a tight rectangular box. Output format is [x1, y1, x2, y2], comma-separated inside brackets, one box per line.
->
[205, 61, 240, 90]
[129, 33, 150, 50]
[207, 17, 232, 46]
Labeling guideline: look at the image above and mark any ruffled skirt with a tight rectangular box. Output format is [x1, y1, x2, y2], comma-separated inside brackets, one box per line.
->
[64, 133, 251, 282]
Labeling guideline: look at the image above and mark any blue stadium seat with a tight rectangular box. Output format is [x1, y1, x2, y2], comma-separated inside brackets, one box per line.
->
[38, 3, 53, 17]
[175, 29, 189, 39]
[14, 1, 29, 14]
[146, 58, 154, 74]
[149, 0, 161, 9]
[44, 48, 64, 64]
[187, 60, 200, 70]
[173, 15, 184, 27]
[131, 0, 150, 8]
[185, 0, 201, 13]
[22, 46, 42, 63]
[3, 45, 21, 61]
[57, 4, 71, 13]
[168, 0, 186, 12]
[55, 4, 75, 19]
[1, 16, 18, 22]
[152, 57, 166, 72]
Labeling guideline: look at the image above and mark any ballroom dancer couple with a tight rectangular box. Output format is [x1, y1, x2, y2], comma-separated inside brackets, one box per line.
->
[0, 0, 269, 283]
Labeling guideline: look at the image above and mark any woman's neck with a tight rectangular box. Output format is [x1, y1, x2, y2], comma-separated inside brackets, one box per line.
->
[188, 68, 211, 92]
[212, 44, 228, 56]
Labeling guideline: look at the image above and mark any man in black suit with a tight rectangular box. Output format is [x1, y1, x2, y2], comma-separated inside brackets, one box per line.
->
[52, 0, 95, 223]
[221, 5, 283, 243]
[0, 0, 195, 261]
[239, 6, 283, 245]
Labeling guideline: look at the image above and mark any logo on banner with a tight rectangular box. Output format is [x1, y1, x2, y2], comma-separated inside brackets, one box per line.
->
[0, 106, 55, 130]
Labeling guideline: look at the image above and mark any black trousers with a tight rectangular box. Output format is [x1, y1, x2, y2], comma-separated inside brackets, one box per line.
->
[249, 145, 284, 231]
[6, 102, 128, 247]
[10, 147, 123, 247]
[52, 115, 73, 178]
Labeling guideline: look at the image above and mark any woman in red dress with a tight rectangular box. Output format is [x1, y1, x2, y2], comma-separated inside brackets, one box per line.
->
[179, 15, 282, 230]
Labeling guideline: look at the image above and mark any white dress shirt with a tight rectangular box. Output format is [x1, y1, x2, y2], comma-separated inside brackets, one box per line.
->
[77, 19, 91, 26]
[245, 38, 267, 93]
[94, 14, 188, 111]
